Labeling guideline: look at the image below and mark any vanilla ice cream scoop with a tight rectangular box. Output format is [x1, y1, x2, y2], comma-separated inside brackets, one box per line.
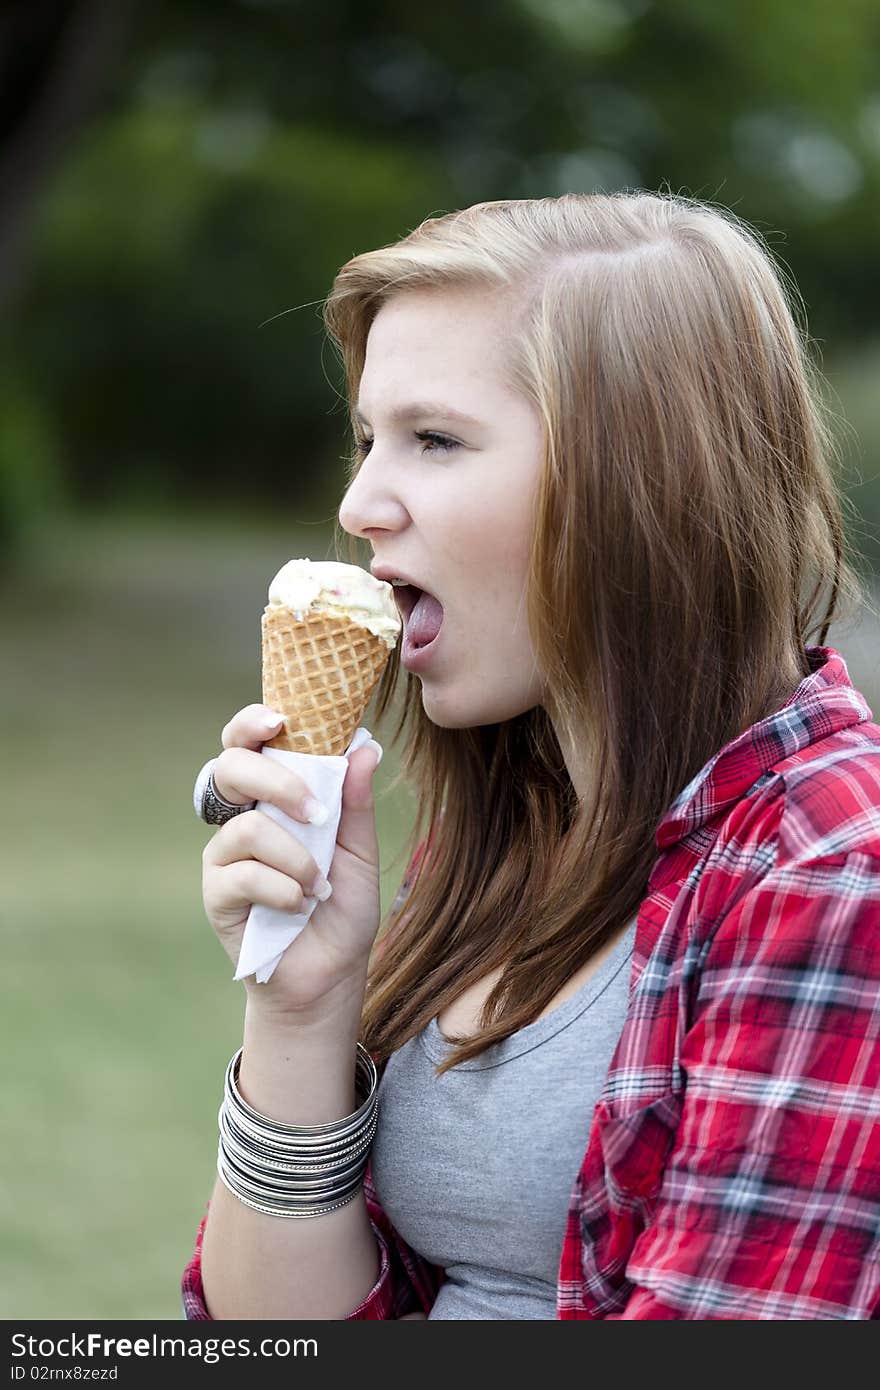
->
[268, 559, 401, 648]
[261, 558, 399, 759]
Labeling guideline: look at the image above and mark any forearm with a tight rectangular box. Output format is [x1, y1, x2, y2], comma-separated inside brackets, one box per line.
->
[199, 993, 381, 1320]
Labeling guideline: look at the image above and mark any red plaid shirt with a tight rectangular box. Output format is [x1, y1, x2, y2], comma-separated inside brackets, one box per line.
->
[183, 645, 880, 1319]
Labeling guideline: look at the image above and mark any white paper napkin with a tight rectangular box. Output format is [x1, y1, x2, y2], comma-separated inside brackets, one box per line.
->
[233, 726, 381, 983]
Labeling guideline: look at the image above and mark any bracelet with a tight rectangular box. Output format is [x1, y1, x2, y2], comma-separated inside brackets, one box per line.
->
[216, 1042, 378, 1219]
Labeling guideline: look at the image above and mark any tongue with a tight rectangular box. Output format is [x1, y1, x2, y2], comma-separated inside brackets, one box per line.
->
[406, 590, 444, 649]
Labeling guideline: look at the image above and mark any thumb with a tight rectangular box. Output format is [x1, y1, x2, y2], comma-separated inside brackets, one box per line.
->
[335, 742, 382, 865]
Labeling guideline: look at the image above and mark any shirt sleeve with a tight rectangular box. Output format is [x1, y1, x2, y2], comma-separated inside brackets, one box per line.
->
[181, 1207, 211, 1320]
[614, 849, 880, 1320]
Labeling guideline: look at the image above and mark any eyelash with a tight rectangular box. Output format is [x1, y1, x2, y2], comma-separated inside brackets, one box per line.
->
[352, 430, 459, 458]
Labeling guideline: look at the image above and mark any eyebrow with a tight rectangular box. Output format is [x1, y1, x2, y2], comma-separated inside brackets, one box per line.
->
[353, 401, 485, 429]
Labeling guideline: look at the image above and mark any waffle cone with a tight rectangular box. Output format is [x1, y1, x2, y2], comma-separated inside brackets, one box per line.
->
[260, 605, 392, 756]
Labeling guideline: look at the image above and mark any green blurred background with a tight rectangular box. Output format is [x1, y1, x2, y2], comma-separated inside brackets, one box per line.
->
[2, 0, 879, 1318]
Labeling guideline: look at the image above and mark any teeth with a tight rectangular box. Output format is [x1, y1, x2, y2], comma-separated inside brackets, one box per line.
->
[390, 578, 409, 587]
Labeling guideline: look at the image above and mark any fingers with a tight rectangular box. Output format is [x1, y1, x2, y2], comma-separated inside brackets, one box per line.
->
[212, 742, 329, 827]
[207, 858, 316, 923]
[216, 704, 329, 825]
[204, 809, 332, 901]
[221, 704, 288, 753]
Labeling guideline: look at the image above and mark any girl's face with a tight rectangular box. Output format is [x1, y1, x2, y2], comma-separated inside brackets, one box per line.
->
[338, 286, 547, 729]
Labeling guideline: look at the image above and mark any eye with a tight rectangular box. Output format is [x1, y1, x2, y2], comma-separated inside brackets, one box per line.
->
[415, 431, 458, 455]
[351, 431, 460, 458]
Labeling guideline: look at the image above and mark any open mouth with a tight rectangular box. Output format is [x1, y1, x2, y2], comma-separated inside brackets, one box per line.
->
[393, 584, 422, 624]
[395, 584, 445, 654]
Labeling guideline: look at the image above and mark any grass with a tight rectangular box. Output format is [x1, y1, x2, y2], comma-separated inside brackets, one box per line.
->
[2, 504, 878, 1319]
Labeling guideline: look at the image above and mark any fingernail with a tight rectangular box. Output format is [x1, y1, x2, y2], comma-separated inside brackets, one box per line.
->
[262, 710, 285, 728]
[302, 796, 329, 826]
[312, 875, 333, 902]
[365, 738, 383, 766]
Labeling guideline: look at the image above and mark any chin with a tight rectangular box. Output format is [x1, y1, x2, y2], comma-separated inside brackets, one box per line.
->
[419, 702, 476, 730]
[421, 688, 538, 730]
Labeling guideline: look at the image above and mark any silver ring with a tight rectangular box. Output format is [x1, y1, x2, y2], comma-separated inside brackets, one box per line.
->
[193, 757, 256, 826]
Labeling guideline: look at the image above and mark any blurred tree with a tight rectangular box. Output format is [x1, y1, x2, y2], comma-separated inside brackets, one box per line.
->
[0, 0, 878, 531]
[16, 109, 451, 510]
[0, 0, 139, 314]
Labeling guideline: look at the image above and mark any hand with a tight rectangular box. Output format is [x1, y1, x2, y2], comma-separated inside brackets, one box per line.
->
[201, 704, 383, 1020]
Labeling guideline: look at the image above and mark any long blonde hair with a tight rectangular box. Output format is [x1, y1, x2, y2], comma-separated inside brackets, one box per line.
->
[323, 190, 872, 1076]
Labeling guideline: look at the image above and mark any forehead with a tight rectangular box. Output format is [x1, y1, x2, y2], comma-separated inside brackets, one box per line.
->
[359, 287, 512, 400]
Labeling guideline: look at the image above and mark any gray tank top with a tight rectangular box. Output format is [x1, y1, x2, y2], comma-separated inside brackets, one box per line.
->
[369, 919, 637, 1319]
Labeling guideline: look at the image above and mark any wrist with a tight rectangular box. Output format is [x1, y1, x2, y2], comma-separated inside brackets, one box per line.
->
[243, 971, 369, 1039]
[238, 1004, 367, 1126]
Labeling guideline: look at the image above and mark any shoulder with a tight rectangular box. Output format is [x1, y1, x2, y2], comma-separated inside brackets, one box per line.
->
[693, 721, 880, 936]
[772, 719, 880, 864]
[715, 718, 880, 866]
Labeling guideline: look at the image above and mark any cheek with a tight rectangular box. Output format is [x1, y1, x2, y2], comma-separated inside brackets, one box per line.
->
[445, 485, 533, 571]
[485, 506, 535, 596]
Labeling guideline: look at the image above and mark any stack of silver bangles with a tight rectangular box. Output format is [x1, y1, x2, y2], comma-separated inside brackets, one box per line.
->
[216, 1042, 379, 1218]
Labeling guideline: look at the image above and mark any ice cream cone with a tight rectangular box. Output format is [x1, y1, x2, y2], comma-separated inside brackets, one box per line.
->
[261, 605, 392, 757]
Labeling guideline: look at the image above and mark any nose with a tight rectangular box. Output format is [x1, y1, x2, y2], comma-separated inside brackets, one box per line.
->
[338, 454, 406, 539]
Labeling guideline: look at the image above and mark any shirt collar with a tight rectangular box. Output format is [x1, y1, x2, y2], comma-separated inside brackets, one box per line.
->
[654, 646, 873, 852]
